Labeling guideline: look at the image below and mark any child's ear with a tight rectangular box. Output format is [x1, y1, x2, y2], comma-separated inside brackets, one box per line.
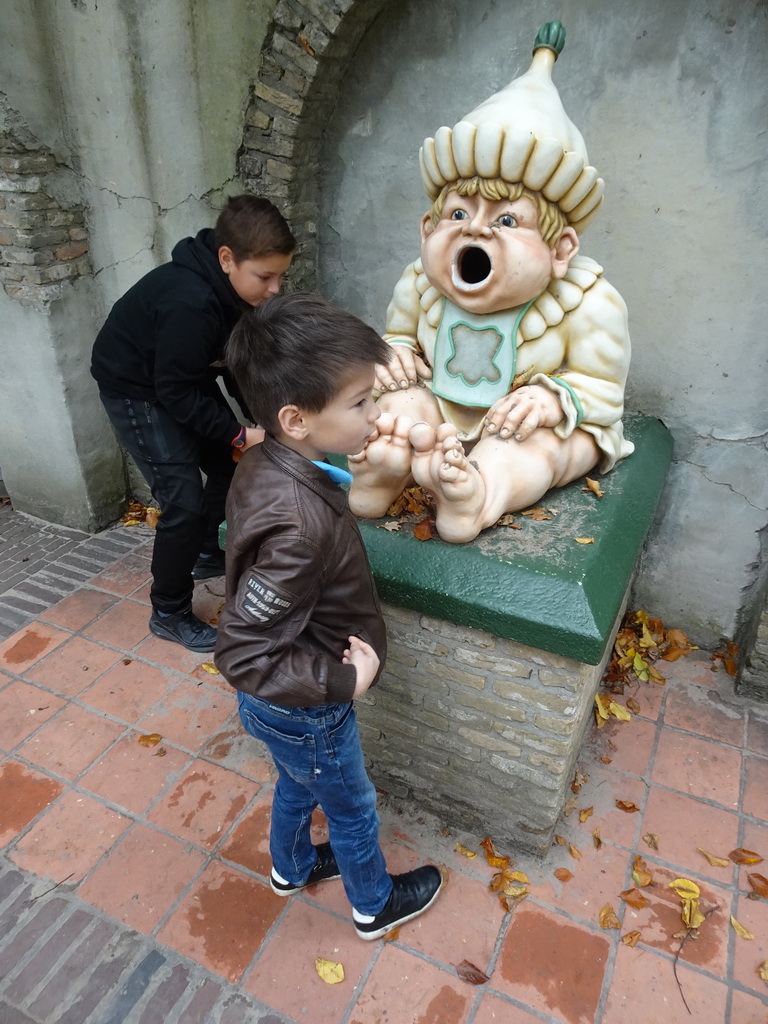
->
[550, 227, 579, 280]
[218, 246, 236, 275]
[276, 404, 308, 441]
[420, 212, 435, 243]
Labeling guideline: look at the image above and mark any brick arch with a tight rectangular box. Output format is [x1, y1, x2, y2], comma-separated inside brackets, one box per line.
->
[238, 0, 389, 290]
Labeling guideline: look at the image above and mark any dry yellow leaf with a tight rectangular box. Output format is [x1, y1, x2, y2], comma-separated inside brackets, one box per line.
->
[584, 477, 605, 498]
[599, 904, 621, 929]
[621, 930, 641, 947]
[593, 827, 602, 850]
[553, 835, 568, 846]
[569, 843, 582, 861]
[642, 833, 660, 851]
[455, 843, 477, 859]
[379, 521, 401, 532]
[594, 694, 612, 720]
[730, 916, 755, 940]
[632, 855, 653, 888]
[608, 700, 632, 722]
[575, 537, 595, 544]
[579, 807, 594, 823]
[200, 661, 220, 675]
[669, 878, 701, 901]
[758, 960, 768, 984]
[315, 958, 345, 984]
[697, 847, 730, 868]
[138, 733, 162, 747]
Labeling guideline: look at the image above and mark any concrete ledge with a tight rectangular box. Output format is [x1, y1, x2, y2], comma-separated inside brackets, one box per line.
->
[352, 413, 673, 664]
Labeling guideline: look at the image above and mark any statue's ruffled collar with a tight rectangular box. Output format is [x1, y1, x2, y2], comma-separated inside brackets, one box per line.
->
[414, 254, 603, 342]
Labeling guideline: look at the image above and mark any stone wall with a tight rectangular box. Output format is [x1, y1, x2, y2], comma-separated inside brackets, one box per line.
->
[357, 602, 618, 855]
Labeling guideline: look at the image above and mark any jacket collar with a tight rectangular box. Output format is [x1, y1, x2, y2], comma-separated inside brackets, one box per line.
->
[262, 436, 348, 515]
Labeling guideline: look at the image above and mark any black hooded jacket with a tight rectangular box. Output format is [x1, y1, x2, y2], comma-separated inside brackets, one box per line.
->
[91, 228, 249, 443]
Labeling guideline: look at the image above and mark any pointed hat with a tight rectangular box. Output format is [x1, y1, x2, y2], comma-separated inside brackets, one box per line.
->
[419, 22, 604, 233]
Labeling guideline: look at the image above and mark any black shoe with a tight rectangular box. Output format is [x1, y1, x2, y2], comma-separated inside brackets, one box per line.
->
[270, 842, 341, 896]
[191, 554, 226, 581]
[354, 866, 442, 940]
[149, 608, 217, 653]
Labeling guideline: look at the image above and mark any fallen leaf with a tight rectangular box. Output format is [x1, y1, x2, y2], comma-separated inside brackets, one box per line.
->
[521, 506, 552, 521]
[599, 904, 621, 929]
[455, 960, 489, 985]
[584, 477, 605, 498]
[569, 843, 582, 861]
[593, 827, 602, 850]
[496, 514, 522, 529]
[669, 878, 701, 901]
[599, 756, 613, 764]
[315, 958, 344, 984]
[594, 694, 612, 721]
[123, 658, 132, 665]
[643, 833, 660, 850]
[621, 930, 641, 947]
[554, 835, 568, 846]
[698, 847, 730, 868]
[730, 848, 764, 865]
[626, 697, 641, 715]
[413, 517, 434, 541]
[554, 868, 573, 882]
[145, 507, 160, 528]
[571, 771, 589, 793]
[481, 836, 511, 869]
[730, 915, 755, 940]
[579, 807, 594, 823]
[616, 801, 640, 813]
[609, 700, 632, 722]
[758, 960, 768, 984]
[298, 33, 315, 56]
[489, 869, 528, 896]
[621, 888, 650, 910]
[563, 796, 579, 816]
[747, 873, 768, 898]
[200, 661, 220, 675]
[378, 521, 401, 532]
[632, 855, 653, 888]
[382, 927, 400, 942]
[138, 733, 162, 747]
[455, 843, 477, 859]
[575, 537, 595, 544]
[154, 747, 166, 757]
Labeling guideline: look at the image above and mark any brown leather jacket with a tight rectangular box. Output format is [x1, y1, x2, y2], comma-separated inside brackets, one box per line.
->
[214, 436, 387, 707]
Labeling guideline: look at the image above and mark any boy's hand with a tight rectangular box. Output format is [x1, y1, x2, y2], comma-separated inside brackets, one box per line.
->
[484, 385, 563, 442]
[375, 347, 432, 392]
[343, 635, 380, 697]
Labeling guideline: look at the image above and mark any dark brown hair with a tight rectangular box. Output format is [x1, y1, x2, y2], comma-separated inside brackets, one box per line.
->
[227, 293, 389, 434]
[215, 195, 296, 262]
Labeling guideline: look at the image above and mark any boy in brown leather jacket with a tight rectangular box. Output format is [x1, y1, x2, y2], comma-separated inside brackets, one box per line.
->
[215, 293, 442, 940]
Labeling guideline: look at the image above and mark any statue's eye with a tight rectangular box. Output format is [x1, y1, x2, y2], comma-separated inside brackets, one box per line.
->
[450, 209, 468, 220]
[497, 214, 517, 228]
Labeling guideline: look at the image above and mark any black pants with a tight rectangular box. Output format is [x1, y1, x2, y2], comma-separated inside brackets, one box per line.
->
[100, 395, 236, 614]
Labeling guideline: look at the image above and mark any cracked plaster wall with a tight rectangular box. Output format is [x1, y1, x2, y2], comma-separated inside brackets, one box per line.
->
[315, 0, 768, 663]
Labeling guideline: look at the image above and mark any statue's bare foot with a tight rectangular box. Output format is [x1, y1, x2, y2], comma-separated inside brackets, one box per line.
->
[409, 422, 488, 543]
[348, 412, 415, 517]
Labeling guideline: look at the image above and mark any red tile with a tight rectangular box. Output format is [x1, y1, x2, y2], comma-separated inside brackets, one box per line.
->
[743, 755, 768, 821]
[590, 715, 657, 777]
[0, 760, 65, 846]
[491, 903, 610, 1024]
[660, 652, 722, 690]
[156, 861, 283, 982]
[565, 765, 646, 849]
[651, 729, 741, 808]
[10, 789, 131, 882]
[730, 989, 768, 1024]
[148, 759, 259, 849]
[89, 549, 152, 597]
[0, 624, 72, 674]
[24, 636, 122, 696]
[131, 580, 152, 605]
[747, 709, 768, 757]
[351, 943, 472, 1024]
[622, 678, 666, 721]
[473, 992, 545, 1024]
[78, 823, 205, 934]
[199, 714, 277, 782]
[0, 680, 66, 751]
[83, 599, 151, 650]
[78, 732, 192, 815]
[79, 659, 180, 723]
[134, 635, 211, 676]
[732, 889, 768, 996]
[219, 797, 273, 878]
[663, 681, 744, 746]
[136, 681, 232, 754]
[602, 941, 728, 1023]
[16, 704, 125, 779]
[241, 900, 376, 1021]
[536, 837, 632, 927]
[641, 786, 739, 882]
[395, 869, 502, 970]
[629, 860, 731, 978]
[40, 589, 118, 631]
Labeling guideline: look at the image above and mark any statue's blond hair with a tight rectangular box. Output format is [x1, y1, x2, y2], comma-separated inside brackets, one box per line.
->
[429, 177, 568, 246]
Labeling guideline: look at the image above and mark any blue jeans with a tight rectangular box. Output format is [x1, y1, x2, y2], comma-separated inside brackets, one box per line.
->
[100, 395, 235, 614]
[237, 692, 393, 915]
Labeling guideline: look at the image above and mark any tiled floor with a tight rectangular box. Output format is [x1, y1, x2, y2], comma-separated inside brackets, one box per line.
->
[0, 535, 767, 1023]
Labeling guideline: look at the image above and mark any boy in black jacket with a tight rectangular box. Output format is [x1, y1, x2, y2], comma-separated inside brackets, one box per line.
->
[215, 293, 442, 940]
[91, 196, 295, 652]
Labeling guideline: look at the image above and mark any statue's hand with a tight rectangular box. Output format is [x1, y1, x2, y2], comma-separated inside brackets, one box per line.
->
[484, 385, 563, 442]
[375, 346, 432, 392]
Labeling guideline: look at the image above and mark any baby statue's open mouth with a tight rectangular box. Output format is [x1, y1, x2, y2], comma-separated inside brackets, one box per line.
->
[453, 245, 492, 290]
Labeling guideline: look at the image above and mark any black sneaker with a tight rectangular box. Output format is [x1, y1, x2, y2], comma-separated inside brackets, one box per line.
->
[354, 866, 442, 940]
[149, 608, 217, 653]
[191, 554, 226, 580]
[270, 842, 341, 896]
